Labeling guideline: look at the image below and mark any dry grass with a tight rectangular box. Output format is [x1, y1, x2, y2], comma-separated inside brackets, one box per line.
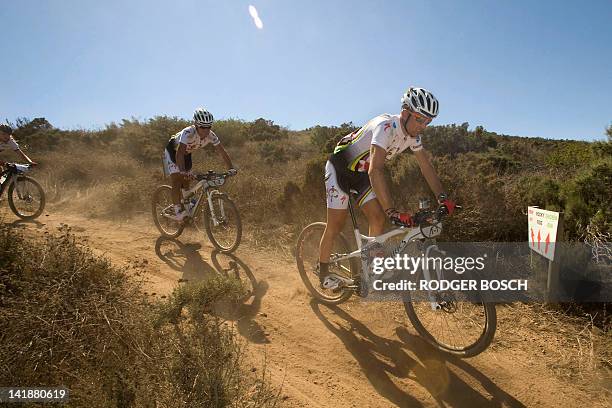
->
[0, 223, 279, 407]
[495, 303, 611, 401]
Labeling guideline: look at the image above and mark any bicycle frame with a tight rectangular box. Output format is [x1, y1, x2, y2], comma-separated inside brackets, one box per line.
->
[164, 177, 226, 224]
[330, 196, 446, 309]
[0, 164, 30, 198]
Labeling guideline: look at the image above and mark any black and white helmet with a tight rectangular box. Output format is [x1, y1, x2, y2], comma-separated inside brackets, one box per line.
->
[193, 107, 214, 127]
[401, 87, 439, 119]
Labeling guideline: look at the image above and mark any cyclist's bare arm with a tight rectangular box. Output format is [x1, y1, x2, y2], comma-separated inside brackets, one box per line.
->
[214, 144, 235, 170]
[413, 148, 444, 197]
[368, 144, 393, 211]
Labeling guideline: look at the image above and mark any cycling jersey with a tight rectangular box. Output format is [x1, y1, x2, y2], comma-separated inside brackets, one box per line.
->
[325, 114, 424, 209]
[0, 136, 19, 152]
[333, 114, 422, 172]
[163, 125, 221, 175]
[167, 125, 220, 154]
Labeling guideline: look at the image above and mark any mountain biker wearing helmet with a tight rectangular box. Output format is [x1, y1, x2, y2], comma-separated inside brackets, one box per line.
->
[0, 124, 37, 167]
[319, 87, 456, 290]
[163, 107, 237, 221]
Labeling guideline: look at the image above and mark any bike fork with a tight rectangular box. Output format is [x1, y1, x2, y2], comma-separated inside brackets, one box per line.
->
[206, 191, 225, 226]
[14, 178, 26, 199]
[423, 245, 447, 310]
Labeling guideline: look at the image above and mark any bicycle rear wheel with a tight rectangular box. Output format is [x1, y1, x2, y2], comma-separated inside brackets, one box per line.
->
[404, 281, 497, 357]
[7, 176, 45, 220]
[203, 193, 242, 253]
[152, 185, 184, 238]
[295, 222, 356, 305]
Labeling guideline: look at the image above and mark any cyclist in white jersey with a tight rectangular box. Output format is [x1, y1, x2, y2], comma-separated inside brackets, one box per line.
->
[163, 108, 236, 221]
[0, 124, 37, 167]
[319, 87, 457, 290]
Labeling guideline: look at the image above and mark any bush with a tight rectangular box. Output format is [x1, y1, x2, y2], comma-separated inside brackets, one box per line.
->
[309, 122, 359, 153]
[563, 159, 612, 237]
[0, 224, 277, 407]
[214, 118, 248, 148]
[545, 142, 594, 171]
[242, 118, 288, 142]
[258, 142, 288, 164]
[422, 122, 497, 157]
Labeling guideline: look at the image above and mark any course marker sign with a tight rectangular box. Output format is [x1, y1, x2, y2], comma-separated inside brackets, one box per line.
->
[528, 207, 560, 261]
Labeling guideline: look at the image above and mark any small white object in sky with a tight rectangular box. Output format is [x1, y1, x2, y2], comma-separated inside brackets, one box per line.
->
[248, 5, 264, 29]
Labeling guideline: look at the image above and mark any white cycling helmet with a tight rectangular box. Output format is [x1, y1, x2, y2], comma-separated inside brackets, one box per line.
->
[193, 107, 214, 127]
[401, 87, 439, 119]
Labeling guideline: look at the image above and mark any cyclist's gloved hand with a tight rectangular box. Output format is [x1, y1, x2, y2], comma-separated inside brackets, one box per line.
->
[227, 168, 238, 176]
[437, 193, 456, 216]
[385, 208, 413, 226]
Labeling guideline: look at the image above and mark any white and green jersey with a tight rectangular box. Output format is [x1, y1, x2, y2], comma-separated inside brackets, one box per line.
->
[333, 114, 422, 172]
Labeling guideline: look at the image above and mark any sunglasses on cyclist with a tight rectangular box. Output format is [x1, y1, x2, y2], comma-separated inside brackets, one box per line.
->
[414, 116, 431, 125]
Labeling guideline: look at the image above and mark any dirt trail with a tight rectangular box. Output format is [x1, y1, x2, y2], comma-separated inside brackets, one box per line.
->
[3, 207, 607, 408]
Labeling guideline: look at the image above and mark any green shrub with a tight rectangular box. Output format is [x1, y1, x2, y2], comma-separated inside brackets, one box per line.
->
[545, 142, 594, 171]
[563, 158, 612, 237]
[241, 118, 288, 142]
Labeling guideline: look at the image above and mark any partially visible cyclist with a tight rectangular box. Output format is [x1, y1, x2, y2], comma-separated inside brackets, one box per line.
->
[0, 124, 37, 167]
[163, 107, 236, 221]
[319, 87, 456, 290]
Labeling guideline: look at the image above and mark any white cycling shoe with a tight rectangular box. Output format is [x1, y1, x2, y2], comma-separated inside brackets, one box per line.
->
[320, 274, 342, 290]
[167, 210, 187, 221]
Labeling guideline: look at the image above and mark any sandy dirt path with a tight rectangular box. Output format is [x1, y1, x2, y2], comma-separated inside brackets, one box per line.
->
[3, 207, 607, 408]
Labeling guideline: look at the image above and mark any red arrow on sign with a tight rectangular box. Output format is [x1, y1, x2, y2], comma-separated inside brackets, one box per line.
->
[545, 233, 550, 254]
[530, 228, 535, 247]
[537, 230, 541, 249]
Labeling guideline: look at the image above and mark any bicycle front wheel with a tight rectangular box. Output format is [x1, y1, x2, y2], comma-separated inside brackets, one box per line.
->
[7, 176, 46, 220]
[404, 287, 497, 357]
[295, 222, 356, 305]
[152, 185, 184, 238]
[203, 193, 242, 253]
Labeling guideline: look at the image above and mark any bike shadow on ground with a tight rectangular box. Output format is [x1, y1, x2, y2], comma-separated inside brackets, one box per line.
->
[210, 250, 270, 344]
[9, 218, 45, 229]
[310, 301, 525, 408]
[154, 236, 218, 282]
[154, 236, 270, 344]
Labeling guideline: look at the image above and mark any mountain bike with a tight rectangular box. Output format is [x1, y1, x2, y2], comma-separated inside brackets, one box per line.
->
[152, 170, 242, 253]
[0, 163, 45, 220]
[296, 196, 497, 357]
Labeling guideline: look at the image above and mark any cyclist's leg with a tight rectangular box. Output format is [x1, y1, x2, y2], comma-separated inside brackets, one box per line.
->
[164, 150, 183, 204]
[164, 149, 189, 218]
[319, 160, 349, 263]
[360, 194, 385, 236]
[320, 208, 348, 263]
[170, 174, 185, 205]
[351, 172, 385, 236]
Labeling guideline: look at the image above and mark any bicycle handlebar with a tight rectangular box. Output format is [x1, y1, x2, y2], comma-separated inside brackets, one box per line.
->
[193, 170, 235, 181]
[2, 163, 34, 173]
[391, 204, 462, 228]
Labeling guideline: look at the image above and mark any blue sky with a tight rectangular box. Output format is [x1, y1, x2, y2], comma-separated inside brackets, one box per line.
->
[1, 0, 610, 140]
